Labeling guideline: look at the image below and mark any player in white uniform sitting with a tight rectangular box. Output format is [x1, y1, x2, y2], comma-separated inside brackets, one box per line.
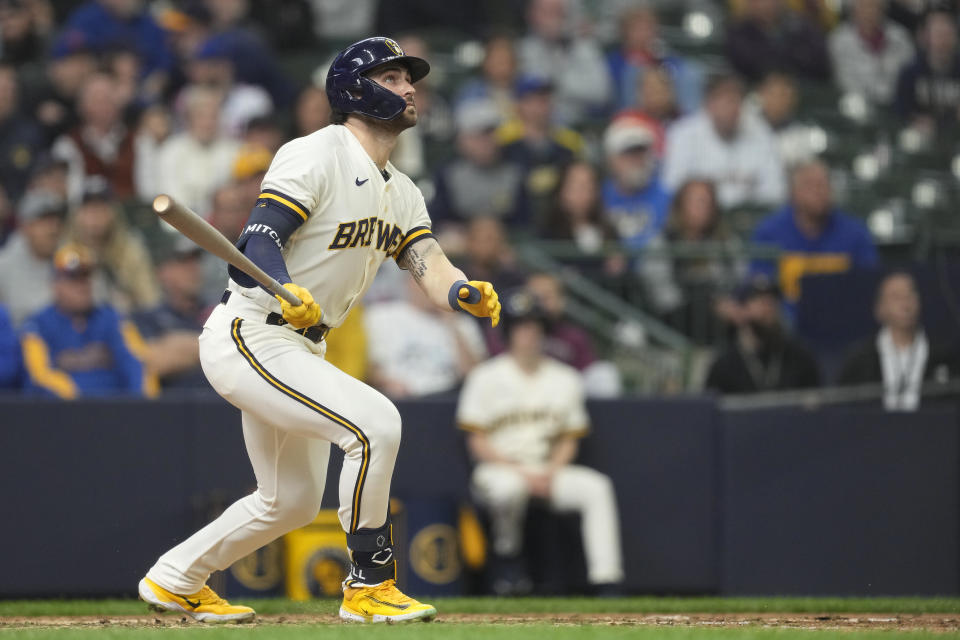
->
[457, 291, 623, 594]
[137, 37, 500, 624]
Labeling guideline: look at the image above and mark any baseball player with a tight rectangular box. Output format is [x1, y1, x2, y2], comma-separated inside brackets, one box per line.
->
[457, 291, 623, 594]
[138, 37, 500, 624]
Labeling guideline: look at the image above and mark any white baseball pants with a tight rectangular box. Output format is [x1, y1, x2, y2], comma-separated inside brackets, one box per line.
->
[147, 290, 401, 594]
[471, 462, 624, 585]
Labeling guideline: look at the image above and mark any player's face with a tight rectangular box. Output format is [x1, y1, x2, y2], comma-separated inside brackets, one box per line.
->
[54, 272, 94, 313]
[368, 65, 418, 126]
[509, 320, 545, 357]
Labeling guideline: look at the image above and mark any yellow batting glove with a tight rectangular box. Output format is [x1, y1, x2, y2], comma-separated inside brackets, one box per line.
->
[449, 280, 501, 327]
[276, 283, 323, 329]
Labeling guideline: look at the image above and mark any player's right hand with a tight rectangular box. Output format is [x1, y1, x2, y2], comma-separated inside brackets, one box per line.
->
[276, 283, 323, 329]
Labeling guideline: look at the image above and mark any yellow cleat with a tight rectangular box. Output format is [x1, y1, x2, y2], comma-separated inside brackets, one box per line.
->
[138, 577, 255, 623]
[339, 579, 437, 623]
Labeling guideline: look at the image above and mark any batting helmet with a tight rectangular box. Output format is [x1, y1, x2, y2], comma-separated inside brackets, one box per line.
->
[325, 37, 430, 121]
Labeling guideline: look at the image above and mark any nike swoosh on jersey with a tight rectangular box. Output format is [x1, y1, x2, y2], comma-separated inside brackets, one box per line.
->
[355, 177, 369, 186]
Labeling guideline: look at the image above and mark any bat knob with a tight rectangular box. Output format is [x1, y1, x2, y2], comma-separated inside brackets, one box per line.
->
[153, 194, 172, 215]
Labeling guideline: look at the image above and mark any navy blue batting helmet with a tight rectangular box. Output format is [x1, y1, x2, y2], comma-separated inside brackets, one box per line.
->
[325, 37, 430, 121]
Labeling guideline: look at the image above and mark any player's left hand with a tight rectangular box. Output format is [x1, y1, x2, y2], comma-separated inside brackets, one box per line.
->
[276, 282, 323, 329]
[450, 280, 500, 327]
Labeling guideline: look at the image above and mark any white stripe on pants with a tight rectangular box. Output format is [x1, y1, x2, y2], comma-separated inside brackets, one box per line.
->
[147, 301, 401, 594]
[471, 462, 624, 585]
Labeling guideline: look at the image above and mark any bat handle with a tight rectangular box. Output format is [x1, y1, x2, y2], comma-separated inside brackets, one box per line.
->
[270, 281, 304, 306]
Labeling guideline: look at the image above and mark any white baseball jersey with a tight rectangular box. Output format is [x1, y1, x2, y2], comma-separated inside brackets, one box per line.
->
[457, 354, 589, 464]
[258, 124, 432, 327]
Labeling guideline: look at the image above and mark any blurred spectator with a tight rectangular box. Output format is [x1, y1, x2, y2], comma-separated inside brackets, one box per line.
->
[705, 276, 820, 393]
[190, 25, 296, 109]
[244, 115, 284, 155]
[246, 0, 315, 52]
[606, 5, 703, 114]
[663, 73, 786, 209]
[365, 277, 486, 398]
[27, 31, 96, 143]
[51, 72, 140, 203]
[132, 103, 173, 203]
[729, 0, 840, 30]
[518, 0, 612, 125]
[293, 84, 330, 138]
[458, 217, 528, 296]
[26, 154, 69, 200]
[182, 39, 273, 138]
[63, 0, 173, 94]
[0, 303, 21, 389]
[828, 0, 915, 105]
[0, 0, 49, 68]
[895, 9, 960, 133]
[525, 272, 596, 371]
[431, 100, 527, 229]
[635, 66, 681, 128]
[640, 179, 745, 339]
[230, 144, 272, 206]
[0, 189, 65, 325]
[391, 35, 453, 180]
[154, 87, 239, 214]
[751, 159, 878, 310]
[132, 237, 209, 392]
[540, 160, 619, 261]
[498, 76, 583, 224]
[838, 271, 957, 410]
[887, 0, 959, 33]
[749, 71, 818, 167]
[457, 290, 623, 595]
[307, 0, 377, 41]
[0, 183, 12, 242]
[199, 183, 248, 302]
[527, 272, 623, 397]
[455, 34, 519, 122]
[66, 177, 160, 311]
[601, 115, 670, 250]
[20, 243, 151, 398]
[726, 0, 830, 82]
[0, 63, 43, 202]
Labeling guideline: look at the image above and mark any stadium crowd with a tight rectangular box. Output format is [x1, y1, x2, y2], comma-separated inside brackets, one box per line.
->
[0, 0, 957, 408]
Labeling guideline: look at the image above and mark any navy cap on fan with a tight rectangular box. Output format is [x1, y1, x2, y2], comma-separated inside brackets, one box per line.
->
[325, 36, 430, 121]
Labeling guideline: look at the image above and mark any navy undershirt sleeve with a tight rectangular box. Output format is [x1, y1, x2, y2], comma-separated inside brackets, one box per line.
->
[228, 201, 303, 290]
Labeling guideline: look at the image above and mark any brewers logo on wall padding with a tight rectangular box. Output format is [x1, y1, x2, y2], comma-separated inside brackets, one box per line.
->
[409, 523, 460, 585]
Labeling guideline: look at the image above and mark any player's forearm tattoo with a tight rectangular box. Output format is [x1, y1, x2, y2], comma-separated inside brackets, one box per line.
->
[399, 240, 438, 281]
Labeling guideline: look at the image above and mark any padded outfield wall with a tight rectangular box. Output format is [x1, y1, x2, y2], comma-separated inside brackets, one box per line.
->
[0, 395, 954, 597]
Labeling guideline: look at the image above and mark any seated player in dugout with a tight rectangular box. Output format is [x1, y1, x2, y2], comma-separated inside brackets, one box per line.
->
[138, 37, 500, 624]
[457, 290, 624, 596]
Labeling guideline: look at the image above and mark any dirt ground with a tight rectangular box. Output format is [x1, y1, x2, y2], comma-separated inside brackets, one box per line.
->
[0, 613, 958, 631]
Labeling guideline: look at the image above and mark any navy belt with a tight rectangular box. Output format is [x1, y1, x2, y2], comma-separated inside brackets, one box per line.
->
[220, 290, 329, 343]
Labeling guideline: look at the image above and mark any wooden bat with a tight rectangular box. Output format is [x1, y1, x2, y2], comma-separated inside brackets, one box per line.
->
[152, 194, 302, 306]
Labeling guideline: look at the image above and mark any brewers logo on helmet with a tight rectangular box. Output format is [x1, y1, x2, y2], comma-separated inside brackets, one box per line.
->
[325, 36, 430, 120]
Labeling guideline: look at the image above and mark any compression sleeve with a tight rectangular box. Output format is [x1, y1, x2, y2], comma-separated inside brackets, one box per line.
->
[229, 198, 304, 289]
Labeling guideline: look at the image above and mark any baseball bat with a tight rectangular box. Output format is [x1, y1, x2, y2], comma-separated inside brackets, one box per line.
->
[152, 194, 302, 306]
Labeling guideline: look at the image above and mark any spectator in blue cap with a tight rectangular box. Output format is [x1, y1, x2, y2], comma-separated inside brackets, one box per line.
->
[63, 0, 173, 92]
[20, 242, 152, 399]
[28, 29, 97, 143]
[497, 75, 583, 225]
[179, 37, 272, 138]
